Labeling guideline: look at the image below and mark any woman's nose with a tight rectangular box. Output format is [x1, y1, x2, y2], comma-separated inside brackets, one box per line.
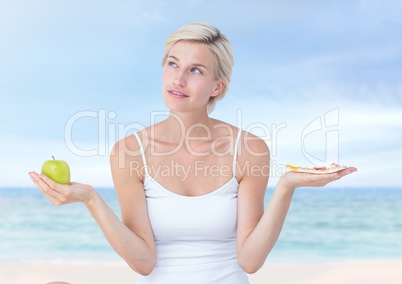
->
[173, 70, 187, 87]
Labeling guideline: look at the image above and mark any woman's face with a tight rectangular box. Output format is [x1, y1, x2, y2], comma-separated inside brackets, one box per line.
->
[162, 40, 223, 114]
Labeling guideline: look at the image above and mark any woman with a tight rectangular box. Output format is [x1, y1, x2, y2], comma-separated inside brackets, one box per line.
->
[29, 22, 357, 283]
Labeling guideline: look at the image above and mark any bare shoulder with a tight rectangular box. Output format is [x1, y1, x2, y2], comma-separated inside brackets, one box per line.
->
[211, 120, 268, 150]
[110, 132, 155, 247]
[240, 131, 270, 157]
[210, 118, 238, 134]
[111, 131, 145, 156]
[110, 131, 148, 186]
[238, 131, 270, 165]
[236, 131, 270, 246]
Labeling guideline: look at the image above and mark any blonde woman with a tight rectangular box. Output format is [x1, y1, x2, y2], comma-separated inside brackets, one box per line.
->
[29, 22, 356, 283]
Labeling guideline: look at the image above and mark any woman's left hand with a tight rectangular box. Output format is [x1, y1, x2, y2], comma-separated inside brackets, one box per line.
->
[279, 166, 358, 189]
[28, 171, 94, 206]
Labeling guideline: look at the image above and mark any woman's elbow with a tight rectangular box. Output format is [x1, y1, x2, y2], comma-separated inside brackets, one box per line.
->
[136, 264, 155, 276]
[129, 255, 157, 276]
[238, 258, 263, 274]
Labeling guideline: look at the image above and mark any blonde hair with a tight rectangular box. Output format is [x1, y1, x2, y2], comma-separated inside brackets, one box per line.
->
[162, 22, 234, 113]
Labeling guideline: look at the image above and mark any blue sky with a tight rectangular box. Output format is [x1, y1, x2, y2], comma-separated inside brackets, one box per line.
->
[1, 0, 401, 187]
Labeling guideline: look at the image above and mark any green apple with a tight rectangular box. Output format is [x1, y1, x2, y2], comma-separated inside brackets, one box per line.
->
[41, 156, 71, 184]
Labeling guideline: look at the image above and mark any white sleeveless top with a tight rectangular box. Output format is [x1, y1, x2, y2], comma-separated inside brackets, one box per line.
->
[133, 130, 249, 284]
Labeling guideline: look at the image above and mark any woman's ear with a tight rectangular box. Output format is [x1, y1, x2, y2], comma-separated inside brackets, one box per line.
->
[211, 81, 225, 98]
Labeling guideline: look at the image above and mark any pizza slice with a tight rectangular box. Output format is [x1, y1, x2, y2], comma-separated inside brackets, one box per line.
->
[286, 163, 347, 174]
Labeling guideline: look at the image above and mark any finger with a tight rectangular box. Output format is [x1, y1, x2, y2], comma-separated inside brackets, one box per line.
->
[29, 172, 66, 203]
[37, 173, 75, 204]
[38, 173, 70, 203]
[316, 166, 357, 185]
[29, 171, 49, 192]
[29, 171, 56, 203]
[345, 166, 358, 174]
[335, 167, 358, 178]
[29, 171, 56, 198]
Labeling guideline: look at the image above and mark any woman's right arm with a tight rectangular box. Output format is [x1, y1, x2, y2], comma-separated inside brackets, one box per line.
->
[106, 135, 157, 274]
[29, 136, 156, 275]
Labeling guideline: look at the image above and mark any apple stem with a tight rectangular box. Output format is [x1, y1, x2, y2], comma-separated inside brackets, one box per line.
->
[52, 156, 55, 160]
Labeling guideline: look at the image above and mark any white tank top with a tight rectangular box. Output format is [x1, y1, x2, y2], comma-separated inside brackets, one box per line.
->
[133, 130, 249, 284]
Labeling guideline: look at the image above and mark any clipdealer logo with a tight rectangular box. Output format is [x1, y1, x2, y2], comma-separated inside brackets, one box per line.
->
[63, 108, 341, 176]
[301, 108, 340, 165]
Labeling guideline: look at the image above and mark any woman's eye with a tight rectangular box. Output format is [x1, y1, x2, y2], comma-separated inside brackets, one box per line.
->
[191, 67, 202, 74]
[168, 61, 178, 67]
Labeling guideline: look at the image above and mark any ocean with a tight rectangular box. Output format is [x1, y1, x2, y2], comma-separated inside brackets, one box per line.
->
[1, 187, 401, 264]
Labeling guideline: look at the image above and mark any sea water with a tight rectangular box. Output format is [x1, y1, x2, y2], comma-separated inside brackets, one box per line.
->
[0, 187, 401, 264]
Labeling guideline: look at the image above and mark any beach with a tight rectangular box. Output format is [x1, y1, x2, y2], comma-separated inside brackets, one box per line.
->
[2, 187, 402, 283]
[1, 260, 402, 284]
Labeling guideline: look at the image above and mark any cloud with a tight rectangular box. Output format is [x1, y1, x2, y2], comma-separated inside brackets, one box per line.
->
[213, 91, 402, 187]
[1, 0, 401, 187]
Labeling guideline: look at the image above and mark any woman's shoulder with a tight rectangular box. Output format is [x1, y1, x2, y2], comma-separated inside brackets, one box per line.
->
[111, 129, 150, 159]
[210, 119, 239, 135]
[211, 119, 267, 146]
[235, 128, 270, 162]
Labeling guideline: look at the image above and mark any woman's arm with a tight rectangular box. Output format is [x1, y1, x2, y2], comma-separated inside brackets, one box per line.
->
[236, 134, 357, 274]
[29, 136, 156, 275]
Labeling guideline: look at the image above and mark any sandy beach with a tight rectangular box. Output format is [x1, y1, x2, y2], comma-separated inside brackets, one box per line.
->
[1, 260, 401, 284]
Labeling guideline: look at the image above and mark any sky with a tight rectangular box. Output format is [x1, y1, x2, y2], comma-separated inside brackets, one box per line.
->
[1, 0, 401, 188]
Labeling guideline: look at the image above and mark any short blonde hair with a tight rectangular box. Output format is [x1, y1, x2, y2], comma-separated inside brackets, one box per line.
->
[162, 22, 234, 113]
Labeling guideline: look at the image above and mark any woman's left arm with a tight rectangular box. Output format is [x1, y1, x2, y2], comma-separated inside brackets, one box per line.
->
[236, 135, 357, 274]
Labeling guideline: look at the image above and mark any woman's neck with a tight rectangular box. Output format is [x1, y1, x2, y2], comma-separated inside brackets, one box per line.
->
[159, 110, 216, 144]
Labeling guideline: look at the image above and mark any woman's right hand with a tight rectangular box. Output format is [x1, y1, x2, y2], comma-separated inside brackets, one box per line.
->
[279, 166, 357, 190]
[28, 171, 94, 206]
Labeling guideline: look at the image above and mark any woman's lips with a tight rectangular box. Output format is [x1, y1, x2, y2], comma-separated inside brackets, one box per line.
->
[168, 89, 188, 98]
